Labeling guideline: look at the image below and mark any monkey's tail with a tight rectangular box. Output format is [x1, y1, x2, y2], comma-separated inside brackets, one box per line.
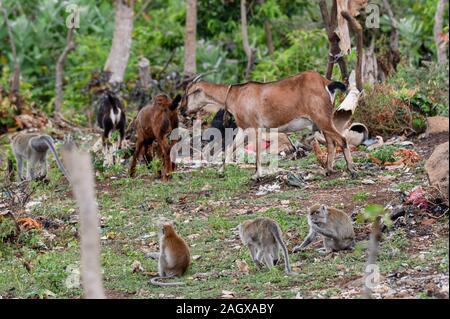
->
[150, 276, 185, 287]
[40, 135, 71, 183]
[271, 224, 295, 275]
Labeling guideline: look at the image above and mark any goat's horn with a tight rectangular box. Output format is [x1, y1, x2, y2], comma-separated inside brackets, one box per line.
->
[192, 70, 219, 83]
[192, 74, 204, 83]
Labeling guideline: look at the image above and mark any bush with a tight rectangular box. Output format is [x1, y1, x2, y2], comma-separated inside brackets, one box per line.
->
[355, 84, 417, 137]
[355, 62, 449, 138]
[390, 63, 449, 117]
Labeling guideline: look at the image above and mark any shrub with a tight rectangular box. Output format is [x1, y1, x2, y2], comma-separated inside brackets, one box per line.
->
[355, 84, 416, 137]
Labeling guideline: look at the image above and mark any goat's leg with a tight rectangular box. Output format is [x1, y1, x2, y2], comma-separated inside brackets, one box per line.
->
[324, 129, 357, 178]
[324, 134, 337, 175]
[158, 138, 172, 181]
[220, 127, 245, 176]
[129, 138, 144, 177]
[252, 128, 263, 180]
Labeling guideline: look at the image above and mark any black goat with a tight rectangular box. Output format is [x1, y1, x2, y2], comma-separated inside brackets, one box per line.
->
[205, 109, 237, 150]
[96, 91, 126, 165]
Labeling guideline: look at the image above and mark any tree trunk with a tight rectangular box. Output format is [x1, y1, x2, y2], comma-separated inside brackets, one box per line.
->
[434, 0, 448, 65]
[258, 0, 274, 55]
[382, 0, 401, 73]
[55, 27, 76, 117]
[1, 0, 20, 94]
[183, 0, 197, 76]
[241, 0, 255, 80]
[319, 0, 349, 84]
[363, 216, 381, 299]
[104, 0, 134, 84]
[362, 38, 378, 85]
[341, 11, 363, 91]
[138, 57, 151, 89]
[62, 146, 106, 299]
[264, 20, 274, 55]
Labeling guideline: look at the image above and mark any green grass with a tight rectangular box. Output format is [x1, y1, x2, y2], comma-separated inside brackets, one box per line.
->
[0, 144, 448, 299]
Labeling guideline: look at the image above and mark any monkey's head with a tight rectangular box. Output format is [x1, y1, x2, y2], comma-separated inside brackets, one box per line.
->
[309, 204, 328, 224]
[160, 222, 176, 237]
[237, 221, 251, 244]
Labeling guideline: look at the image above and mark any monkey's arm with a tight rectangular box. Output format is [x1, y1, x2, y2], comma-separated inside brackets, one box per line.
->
[312, 224, 340, 241]
[293, 230, 317, 252]
[145, 252, 160, 260]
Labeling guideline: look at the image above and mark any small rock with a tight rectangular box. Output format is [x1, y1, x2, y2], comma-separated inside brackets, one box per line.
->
[425, 142, 449, 203]
[425, 116, 449, 136]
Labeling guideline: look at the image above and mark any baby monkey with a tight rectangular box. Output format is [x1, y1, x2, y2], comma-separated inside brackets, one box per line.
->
[10, 132, 70, 182]
[239, 217, 296, 275]
[149, 222, 191, 286]
[293, 204, 355, 253]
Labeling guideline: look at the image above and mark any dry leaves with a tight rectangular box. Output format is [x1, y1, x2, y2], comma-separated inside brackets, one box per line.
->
[221, 290, 236, 299]
[235, 259, 249, 274]
[131, 260, 144, 273]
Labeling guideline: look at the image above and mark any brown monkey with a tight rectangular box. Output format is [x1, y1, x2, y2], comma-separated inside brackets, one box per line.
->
[239, 217, 296, 275]
[150, 222, 191, 286]
[293, 204, 355, 253]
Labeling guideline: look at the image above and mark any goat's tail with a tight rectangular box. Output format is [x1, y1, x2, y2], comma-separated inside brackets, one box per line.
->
[327, 81, 347, 94]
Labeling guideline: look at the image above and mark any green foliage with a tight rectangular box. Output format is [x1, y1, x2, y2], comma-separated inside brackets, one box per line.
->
[0, 217, 17, 242]
[353, 192, 369, 202]
[390, 63, 449, 117]
[252, 29, 328, 81]
[0, 0, 447, 129]
[369, 145, 400, 164]
[357, 204, 392, 227]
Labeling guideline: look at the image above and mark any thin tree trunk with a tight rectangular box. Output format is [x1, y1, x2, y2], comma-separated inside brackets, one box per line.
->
[362, 38, 378, 85]
[55, 27, 76, 117]
[258, 0, 274, 55]
[264, 20, 274, 55]
[382, 0, 400, 72]
[363, 216, 381, 299]
[62, 145, 106, 299]
[341, 11, 363, 91]
[1, 0, 20, 94]
[104, 0, 134, 84]
[319, 0, 349, 83]
[241, 0, 255, 80]
[434, 0, 448, 65]
[183, 0, 197, 76]
[138, 57, 151, 89]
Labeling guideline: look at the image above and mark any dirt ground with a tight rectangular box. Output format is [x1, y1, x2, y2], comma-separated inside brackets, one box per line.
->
[0, 130, 448, 299]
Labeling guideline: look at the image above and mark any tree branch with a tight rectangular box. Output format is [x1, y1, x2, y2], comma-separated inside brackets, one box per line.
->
[1, 0, 20, 94]
[55, 27, 76, 117]
[62, 144, 105, 299]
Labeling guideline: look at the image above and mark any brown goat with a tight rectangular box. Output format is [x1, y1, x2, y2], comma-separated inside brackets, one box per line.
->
[129, 94, 181, 180]
[180, 71, 356, 178]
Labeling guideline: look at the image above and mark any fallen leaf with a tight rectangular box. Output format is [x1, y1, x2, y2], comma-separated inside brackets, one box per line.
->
[221, 290, 235, 299]
[235, 259, 249, 274]
[421, 219, 436, 225]
[131, 260, 144, 273]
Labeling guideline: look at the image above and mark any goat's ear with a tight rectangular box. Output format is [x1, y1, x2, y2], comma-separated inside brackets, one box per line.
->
[170, 94, 182, 111]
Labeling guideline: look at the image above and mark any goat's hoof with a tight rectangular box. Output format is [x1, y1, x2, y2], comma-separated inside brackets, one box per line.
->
[251, 174, 262, 181]
[326, 169, 337, 176]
